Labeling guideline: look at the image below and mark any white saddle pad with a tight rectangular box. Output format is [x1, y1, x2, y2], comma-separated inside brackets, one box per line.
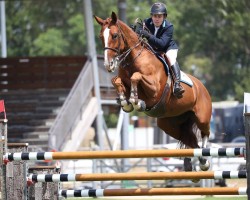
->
[180, 71, 193, 87]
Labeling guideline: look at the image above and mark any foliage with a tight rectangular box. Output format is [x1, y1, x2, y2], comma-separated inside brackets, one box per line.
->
[104, 113, 118, 128]
[65, 14, 86, 55]
[5, 0, 84, 56]
[2, 0, 250, 101]
[234, 67, 250, 101]
[30, 28, 69, 56]
[182, 55, 213, 84]
[174, 0, 250, 101]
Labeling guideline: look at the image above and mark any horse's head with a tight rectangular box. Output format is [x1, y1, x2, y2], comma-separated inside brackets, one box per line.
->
[94, 12, 132, 72]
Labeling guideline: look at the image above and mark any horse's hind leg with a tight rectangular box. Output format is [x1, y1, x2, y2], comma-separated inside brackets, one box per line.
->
[198, 131, 210, 171]
[195, 116, 211, 171]
[157, 117, 198, 173]
[193, 84, 212, 171]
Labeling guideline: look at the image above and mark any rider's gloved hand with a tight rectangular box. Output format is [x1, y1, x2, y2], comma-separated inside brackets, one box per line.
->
[135, 28, 151, 39]
[140, 30, 151, 39]
[129, 24, 136, 31]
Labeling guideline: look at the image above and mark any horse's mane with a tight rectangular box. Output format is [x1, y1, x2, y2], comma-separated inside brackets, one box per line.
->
[116, 19, 139, 43]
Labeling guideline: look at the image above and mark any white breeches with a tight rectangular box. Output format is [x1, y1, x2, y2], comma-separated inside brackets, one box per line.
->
[166, 49, 178, 66]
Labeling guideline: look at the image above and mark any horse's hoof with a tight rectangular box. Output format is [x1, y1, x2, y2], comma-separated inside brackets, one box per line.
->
[122, 104, 134, 113]
[119, 99, 134, 112]
[130, 99, 146, 112]
[200, 160, 210, 171]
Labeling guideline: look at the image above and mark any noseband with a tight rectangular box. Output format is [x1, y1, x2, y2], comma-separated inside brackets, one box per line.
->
[104, 47, 119, 54]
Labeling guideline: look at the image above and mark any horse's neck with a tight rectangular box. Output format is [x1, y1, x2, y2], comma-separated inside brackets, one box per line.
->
[119, 21, 139, 47]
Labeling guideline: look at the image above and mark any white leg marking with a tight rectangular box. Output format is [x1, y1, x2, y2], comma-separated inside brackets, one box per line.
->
[202, 136, 208, 148]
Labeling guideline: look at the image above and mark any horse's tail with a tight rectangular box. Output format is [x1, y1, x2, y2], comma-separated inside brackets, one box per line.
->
[179, 111, 200, 149]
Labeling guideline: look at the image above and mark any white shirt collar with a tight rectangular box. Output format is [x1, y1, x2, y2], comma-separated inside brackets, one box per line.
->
[154, 26, 160, 35]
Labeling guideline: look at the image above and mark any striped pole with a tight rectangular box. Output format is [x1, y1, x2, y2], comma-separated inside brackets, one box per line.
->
[4, 147, 245, 161]
[59, 187, 247, 197]
[29, 171, 247, 182]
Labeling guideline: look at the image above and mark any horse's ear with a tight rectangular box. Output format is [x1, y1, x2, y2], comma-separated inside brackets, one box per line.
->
[111, 12, 118, 23]
[94, 15, 104, 26]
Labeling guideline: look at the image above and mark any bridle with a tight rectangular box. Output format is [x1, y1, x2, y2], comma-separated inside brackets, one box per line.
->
[103, 22, 125, 55]
[104, 42, 120, 54]
[103, 22, 144, 67]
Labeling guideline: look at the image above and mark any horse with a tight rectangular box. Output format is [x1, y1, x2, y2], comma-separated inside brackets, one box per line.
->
[94, 12, 212, 175]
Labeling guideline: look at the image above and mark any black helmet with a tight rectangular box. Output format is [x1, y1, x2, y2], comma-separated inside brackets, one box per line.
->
[150, 2, 167, 16]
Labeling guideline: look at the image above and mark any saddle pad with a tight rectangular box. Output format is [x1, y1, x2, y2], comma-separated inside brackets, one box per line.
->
[180, 71, 193, 87]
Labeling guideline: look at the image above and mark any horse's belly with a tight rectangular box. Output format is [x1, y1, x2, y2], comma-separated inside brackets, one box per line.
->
[164, 92, 196, 117]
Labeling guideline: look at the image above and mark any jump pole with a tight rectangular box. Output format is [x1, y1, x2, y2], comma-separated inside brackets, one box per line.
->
[59, 187, 247, 197]
[4, 147, 245, 161]
[28, 171, 247, 182]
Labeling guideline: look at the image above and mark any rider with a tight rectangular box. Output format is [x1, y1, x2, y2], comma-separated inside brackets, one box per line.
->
[135, 2, 185, 98]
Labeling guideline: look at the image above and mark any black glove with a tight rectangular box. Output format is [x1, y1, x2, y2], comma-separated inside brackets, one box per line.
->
[135, 26, 142, 34]
[129, 24, 136, 31]
[140, 30, 151, 39]
[136, 29, 151, 39]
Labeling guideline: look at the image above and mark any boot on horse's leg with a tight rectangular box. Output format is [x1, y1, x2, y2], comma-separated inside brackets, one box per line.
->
[170, 62, 185, 98]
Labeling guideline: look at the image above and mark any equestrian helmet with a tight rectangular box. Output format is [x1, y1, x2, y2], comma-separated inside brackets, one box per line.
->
[150, 2, 167, 16]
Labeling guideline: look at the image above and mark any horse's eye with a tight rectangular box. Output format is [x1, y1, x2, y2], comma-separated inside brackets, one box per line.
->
[112, 33, 118, 39]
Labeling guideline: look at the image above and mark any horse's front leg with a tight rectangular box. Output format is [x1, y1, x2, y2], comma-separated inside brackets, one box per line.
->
[129, 72, 156, 111]
[111, 76, 134, 112]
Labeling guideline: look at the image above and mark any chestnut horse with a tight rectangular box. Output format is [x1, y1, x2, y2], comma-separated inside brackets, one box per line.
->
[94, 12, 212, 174]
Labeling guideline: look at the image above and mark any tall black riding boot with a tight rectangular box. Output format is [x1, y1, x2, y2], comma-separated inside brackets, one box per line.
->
[170, 62, 185, 98]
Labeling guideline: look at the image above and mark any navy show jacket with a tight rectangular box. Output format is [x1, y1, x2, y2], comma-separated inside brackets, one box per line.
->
[144, 18, 179, 52]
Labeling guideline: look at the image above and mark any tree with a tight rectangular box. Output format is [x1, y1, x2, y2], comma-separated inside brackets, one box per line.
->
[5, 0, 84, 56]
[30, 28, 68, 56]
[3, 0, 250, 101]
[174, 0, 250, 101]
[65, 14, 86, 55]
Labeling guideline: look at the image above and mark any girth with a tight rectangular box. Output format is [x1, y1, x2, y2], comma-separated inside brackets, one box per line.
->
[144, 75, 172, 118]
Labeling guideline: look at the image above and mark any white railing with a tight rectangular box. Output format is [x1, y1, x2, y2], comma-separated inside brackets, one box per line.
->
[48, 60, 95, 151]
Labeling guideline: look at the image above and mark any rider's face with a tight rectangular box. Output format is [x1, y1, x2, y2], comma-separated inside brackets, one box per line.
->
[151, 14, 164, 27]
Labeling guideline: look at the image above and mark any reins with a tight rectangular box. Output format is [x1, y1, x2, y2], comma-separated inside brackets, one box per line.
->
[117, 38, 145, 67]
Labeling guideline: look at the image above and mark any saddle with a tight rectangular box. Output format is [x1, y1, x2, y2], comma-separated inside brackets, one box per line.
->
[156, 52, 170, 75]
